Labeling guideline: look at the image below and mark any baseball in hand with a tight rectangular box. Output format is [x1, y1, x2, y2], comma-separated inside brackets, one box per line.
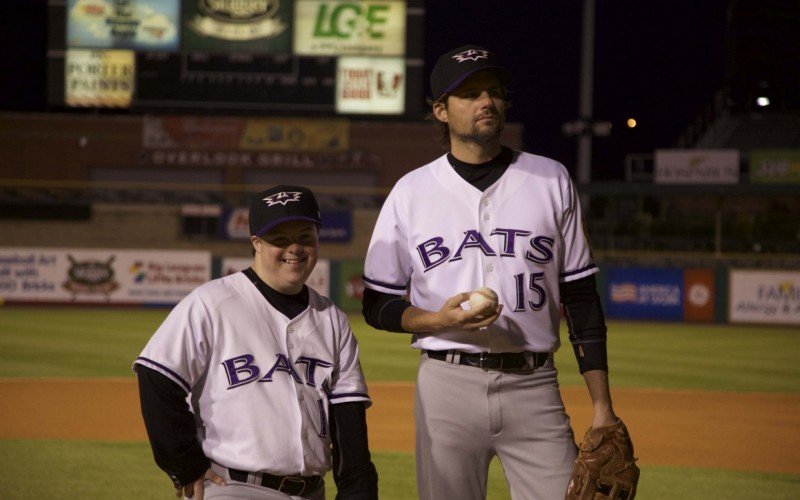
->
[469, 287, 499, 315]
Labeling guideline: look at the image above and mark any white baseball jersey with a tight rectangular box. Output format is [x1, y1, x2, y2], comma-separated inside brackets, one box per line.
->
[363, 150, 597, 353]
[135, 272, 370, 477]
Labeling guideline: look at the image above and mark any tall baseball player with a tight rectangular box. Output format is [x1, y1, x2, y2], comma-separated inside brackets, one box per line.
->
[362, 46, 638, 499]
[135, 185, 378, 500]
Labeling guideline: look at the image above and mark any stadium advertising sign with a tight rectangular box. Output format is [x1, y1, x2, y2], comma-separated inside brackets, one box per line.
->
[144, 116, 350, 152]
[182, 0, 292, 51]
[140, 149, 379, 169]
[143, 116, 246, 149]
[0, 248, 210, 306]
[337, 259, 364, 312]
[683, 268, 715, 322]
[318, 211, 353, 242]
[65, 49, 135, 107]
[67, 0, 180, 51]
[654, 149, 740, 184]
[729, 270, 800, 325]
[241, 118, 350, 151]
[221, 257, 330, 297]
[336, 56, 405, 114]
[605, 267, 683, 321]
[294, 0, 406, 56]
[748, 149, 800, 184]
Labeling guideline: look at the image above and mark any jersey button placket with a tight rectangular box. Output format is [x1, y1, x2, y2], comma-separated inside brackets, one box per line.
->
[482, 199, 491, 222]
[480, 198, 494, 276]
[480, 196, 499, 348]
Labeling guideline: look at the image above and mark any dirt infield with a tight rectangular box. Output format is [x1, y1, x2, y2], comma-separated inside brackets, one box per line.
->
[1, 378, 798, 475]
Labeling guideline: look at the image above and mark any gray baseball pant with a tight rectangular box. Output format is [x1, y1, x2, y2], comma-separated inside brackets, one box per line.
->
[415, 352, 578, 500]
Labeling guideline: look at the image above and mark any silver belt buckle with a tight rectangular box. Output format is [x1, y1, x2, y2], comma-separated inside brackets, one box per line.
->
[279, 476, 306, 495]
[479, 352, 493, 370]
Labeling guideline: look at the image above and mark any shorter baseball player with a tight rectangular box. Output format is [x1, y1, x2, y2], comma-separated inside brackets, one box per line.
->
[134, 185, 378, 500]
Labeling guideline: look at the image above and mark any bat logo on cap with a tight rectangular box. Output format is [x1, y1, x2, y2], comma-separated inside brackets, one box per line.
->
[452, 49, 489, 62]
[263, 191, 302, 206]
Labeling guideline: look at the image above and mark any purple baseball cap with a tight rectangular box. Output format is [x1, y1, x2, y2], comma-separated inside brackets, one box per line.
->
[249, 185, 322, 237]
[430, 45, 511, 101]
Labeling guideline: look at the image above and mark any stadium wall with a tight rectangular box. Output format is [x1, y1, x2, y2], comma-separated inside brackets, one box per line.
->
[0, 112, 524, 190]
[2, 244, 798, 327]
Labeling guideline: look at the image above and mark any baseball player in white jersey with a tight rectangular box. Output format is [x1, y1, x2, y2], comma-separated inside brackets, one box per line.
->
[362, 45, 631, 499]
[135, 185, 378, 500]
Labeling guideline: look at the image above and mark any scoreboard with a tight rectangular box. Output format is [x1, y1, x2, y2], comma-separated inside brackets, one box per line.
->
[47, 0, 425, 118]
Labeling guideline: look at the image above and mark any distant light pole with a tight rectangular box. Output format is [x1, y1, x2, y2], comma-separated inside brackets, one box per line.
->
[577, 0, 595, 186]
[562, 0, 610, 186]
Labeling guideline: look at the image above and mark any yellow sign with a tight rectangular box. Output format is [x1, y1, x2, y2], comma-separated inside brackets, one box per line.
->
[65, 49, 135, 108]
[240, 118, 350, 151]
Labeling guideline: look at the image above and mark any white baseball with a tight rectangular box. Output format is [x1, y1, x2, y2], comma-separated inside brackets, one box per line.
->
[468, 287, 499, 315]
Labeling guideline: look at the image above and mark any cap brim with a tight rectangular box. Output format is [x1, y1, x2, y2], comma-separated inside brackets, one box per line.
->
[253, 216, 322, 237]
[440, 66, 511, 97]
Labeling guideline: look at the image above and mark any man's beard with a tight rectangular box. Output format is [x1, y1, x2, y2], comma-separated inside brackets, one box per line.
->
[456, 113, 505, 144]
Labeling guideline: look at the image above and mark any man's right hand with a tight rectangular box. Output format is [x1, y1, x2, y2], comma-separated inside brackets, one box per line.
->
[176, 468, 227, 500]
[402, 292, 502, 333]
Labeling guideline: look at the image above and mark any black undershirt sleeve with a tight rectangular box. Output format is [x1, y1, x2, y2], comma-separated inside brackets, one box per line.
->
[560, 274, 609, 373]
[135, 364, 209, 489]
[329, 402, 379, 499]
[362, 287, 411, 333]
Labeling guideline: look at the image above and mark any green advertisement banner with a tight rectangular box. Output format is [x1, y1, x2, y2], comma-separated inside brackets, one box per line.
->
[294, 0, 407, 56]
[749, 149, 800, 184]
[337, 259, 365, 312]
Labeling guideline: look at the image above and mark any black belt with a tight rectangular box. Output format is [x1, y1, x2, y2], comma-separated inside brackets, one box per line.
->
[228, 468, 322, 496]
[425, 349, 549, 371]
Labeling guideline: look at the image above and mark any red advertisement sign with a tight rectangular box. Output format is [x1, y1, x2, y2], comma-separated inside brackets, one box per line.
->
[683, 268, 715, 322]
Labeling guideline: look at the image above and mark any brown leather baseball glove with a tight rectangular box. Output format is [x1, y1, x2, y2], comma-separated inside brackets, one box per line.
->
[565, 420, 640, 499]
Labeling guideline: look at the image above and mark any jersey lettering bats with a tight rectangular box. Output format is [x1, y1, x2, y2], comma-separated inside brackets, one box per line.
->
[363, 150, 598, 354]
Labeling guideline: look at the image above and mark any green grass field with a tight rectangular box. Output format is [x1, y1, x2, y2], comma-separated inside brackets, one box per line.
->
[1, 306, 799, 499]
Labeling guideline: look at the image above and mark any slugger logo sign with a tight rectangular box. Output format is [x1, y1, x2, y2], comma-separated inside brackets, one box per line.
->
[294, 0, 406, 55]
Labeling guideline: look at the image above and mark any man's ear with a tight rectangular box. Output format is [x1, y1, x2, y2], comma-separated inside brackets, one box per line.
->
[433, 101, 448, 123]
[251, 235, 261, 254]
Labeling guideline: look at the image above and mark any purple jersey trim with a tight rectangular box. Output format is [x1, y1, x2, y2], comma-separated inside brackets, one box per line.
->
[330, 392, 370, 401]
[136, 356, 192, 394]
[362, 275, 407, 292]
[560, 263, 598, 278]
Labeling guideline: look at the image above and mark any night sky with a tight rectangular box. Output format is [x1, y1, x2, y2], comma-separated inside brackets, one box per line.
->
[423, 0, 729, 180]
[1, 0, 730, 181]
